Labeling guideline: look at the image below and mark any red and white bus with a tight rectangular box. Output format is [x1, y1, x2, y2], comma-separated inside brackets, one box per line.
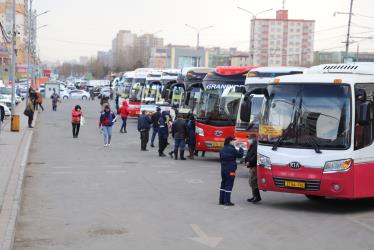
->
[194, 66, 256, 152]
[127, 70, 152, 117]
[243, 63, 374, 199]
[234, 67, 305, 151]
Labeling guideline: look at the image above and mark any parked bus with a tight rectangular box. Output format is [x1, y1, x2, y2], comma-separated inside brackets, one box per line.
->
[160, 69, 181, 107]
[242, 63, 374, 199]
[234, 67, 305, 151]
[128, 69, 152, 117]
[176, 67, 213, 117]
[119, 71, 135, 99]
[193, 66, 256, 152]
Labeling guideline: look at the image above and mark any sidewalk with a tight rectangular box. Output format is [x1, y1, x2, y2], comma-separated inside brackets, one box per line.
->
[0, 103, 37, 250]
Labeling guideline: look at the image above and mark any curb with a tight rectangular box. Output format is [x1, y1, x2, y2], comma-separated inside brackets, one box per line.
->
[0, 113, 37, 250]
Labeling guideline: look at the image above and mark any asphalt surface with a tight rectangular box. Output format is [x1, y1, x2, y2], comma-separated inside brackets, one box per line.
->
[13, 99, 374, 250]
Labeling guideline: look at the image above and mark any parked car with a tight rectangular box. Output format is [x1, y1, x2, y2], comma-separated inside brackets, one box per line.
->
[0, 103, 11, 116]
[0, 95, 12, 110]
[69, 90, 90, 100]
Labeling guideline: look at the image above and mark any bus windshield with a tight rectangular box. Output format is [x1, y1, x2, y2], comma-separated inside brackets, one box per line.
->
[259, 84, 351, 150]
[142, 82, 162, 104]
[130, 82, 144, 102]
[195, 88, 241, 126]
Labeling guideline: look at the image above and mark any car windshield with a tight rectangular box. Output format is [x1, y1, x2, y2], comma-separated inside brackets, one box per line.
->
[259, 84, 351, 150]
[194, 87, 241, 126]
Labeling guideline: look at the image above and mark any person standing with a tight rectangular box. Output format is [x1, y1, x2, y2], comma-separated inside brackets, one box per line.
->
[99, 104, 117, 147]
[186, 114, 196, 159]
[115, 94, 120, 112]
[118, 100, 129, 133]
[71, 105, 83, 138]
[171, 114, 188, 160]
[158, 111, 170, 157]
[245, 134, 261, 203]
[24, 96, 35, 128]
[219, 136, 244, 206]
[89, 89, 95, 101]
[137, 110, 152, 151]
[150, 107, 161, 147]
[50, 91, 60, 111]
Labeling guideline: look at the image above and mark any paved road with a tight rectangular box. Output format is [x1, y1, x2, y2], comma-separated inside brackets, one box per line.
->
[14, 100, 374, 250]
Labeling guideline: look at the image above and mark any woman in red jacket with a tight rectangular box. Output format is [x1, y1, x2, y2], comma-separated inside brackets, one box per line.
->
[71, 105, 83, 138]
[118, 100, 129, 133]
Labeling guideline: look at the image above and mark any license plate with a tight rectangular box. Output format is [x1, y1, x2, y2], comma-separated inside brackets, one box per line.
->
[284, 181, 305, 189]
[212, 142, 224, 147]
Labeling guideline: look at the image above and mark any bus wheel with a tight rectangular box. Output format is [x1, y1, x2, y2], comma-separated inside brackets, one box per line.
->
[305, 195, 325, 201]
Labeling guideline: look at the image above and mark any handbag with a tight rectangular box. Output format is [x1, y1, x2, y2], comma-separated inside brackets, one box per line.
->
[80, 116, 85, 126]
[23, 108, 31, 117]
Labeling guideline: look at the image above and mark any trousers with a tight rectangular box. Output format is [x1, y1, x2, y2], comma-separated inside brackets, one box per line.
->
[249, 167, 258, 191]
[151, 127, 159, 145]
[72, 123, 80, 137]
[219, 170, 236, 204]
[140, 129, 149, 150]
[102, 126, 113, 144]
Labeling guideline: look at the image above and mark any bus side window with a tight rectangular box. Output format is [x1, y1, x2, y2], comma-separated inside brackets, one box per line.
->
[355, 84, 374, 150]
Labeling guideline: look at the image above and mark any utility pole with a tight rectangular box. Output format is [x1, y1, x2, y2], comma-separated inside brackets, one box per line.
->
[10, 0, 16, 116]
[345, 0, 354, 57]
[26, 0, 33, 91]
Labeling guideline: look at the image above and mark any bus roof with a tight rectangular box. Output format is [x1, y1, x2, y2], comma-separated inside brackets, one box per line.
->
[215, 66, 256, 76]
[249, 66, 306, 74]
[245, 66, 305, 85]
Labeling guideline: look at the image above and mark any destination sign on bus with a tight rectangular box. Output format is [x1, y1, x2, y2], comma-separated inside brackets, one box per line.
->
[205, 82, 243, 90]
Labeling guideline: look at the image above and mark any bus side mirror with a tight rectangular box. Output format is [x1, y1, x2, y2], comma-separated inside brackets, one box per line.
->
[358, 102, 372, 126]
[240, 96, 252, 123]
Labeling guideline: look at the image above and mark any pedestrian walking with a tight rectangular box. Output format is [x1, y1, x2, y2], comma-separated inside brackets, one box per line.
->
[99, 104, 117, 147]
[24, 96, 36, 128]
[150, 107, 161, 147]
[219, 136, 244, 206]
[245, 134, 261, 203]
[50, 91, 60, 111]
[89, 89, 95, 101]
[171, 114, 188, 160]
[115, 94, 120, 112]
[71, 105, 83, 138]
[36, 91, 44, 111]
[158, 111, 171, 157]
[118, 100, 129, 133]
[137, 110, 151, 151]
[0, 104, 4, 133]
[186, 114, 196, 159]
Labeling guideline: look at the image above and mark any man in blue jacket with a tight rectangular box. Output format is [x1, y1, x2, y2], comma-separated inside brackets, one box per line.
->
[137, 110, 152, 151]
[219, 136, 244, 206]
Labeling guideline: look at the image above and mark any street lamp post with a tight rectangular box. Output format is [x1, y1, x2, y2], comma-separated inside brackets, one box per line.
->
[333, 0, 354, 57]
[184, 24, 214, 67]
[237, 7, 273, 65]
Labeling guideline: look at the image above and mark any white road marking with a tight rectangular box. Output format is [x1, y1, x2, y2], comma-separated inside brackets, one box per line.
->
[189, 224, 222, 248]
[348, 217, 374, 233]
[186, 179, 204, 184]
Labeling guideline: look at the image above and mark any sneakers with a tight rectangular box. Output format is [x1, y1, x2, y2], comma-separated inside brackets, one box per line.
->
[224, 202, 235, 206]
[159, 153, 166, 157]
[150, 144, 155, 148]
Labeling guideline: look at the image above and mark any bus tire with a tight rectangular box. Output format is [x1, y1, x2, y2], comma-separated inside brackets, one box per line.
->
[305, 195, 325, 201]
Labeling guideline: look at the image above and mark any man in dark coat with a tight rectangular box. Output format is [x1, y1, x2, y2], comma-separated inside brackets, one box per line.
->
[219, 136, 244, 206]
[150, 107, 161, 147]
[137, 110, 152, 151]
[245, 134, 261, 203]
[171, 114, 188, 160]
[158, 111, 170, 157]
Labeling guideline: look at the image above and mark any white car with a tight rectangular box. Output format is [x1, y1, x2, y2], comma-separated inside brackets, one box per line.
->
[69, 90, 89, 100]
[60, 89, 70, 99]
[0, 103, 11, 116]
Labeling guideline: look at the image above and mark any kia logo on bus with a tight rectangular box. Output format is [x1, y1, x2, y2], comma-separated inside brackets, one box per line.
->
[214, 130, 223, 136]
[289, 162, 301, 169]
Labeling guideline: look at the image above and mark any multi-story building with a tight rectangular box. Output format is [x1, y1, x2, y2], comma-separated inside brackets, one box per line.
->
[205, 47, 232, 68]
[230, 53, 250, 67]
[136, 34, 163, 67]
[250, 9, 315, 67]
[149, 45, 206, 69]
[97, 50, 113, 68]
[314, 51, 374, 65]
[112, 30, 137, 70]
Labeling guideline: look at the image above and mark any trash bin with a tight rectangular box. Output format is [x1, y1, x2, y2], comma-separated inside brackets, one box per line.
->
[11, 115, 20, 132]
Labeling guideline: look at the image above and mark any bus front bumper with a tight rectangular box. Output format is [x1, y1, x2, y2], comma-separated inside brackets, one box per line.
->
[257, 165, 356, 198]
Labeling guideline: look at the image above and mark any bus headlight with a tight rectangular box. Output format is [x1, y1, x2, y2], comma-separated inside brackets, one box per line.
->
[196, 126, 204, 136]
[323, 159, 352, 173]
[258, 154, 271, 169]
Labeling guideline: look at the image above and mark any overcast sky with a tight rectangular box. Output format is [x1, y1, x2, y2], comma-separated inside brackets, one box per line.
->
[34, 0, 374, 62]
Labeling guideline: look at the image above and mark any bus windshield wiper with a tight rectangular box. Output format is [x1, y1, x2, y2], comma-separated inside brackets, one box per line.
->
[272, 128, 290, 151]
[305, 135, 322, 154]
